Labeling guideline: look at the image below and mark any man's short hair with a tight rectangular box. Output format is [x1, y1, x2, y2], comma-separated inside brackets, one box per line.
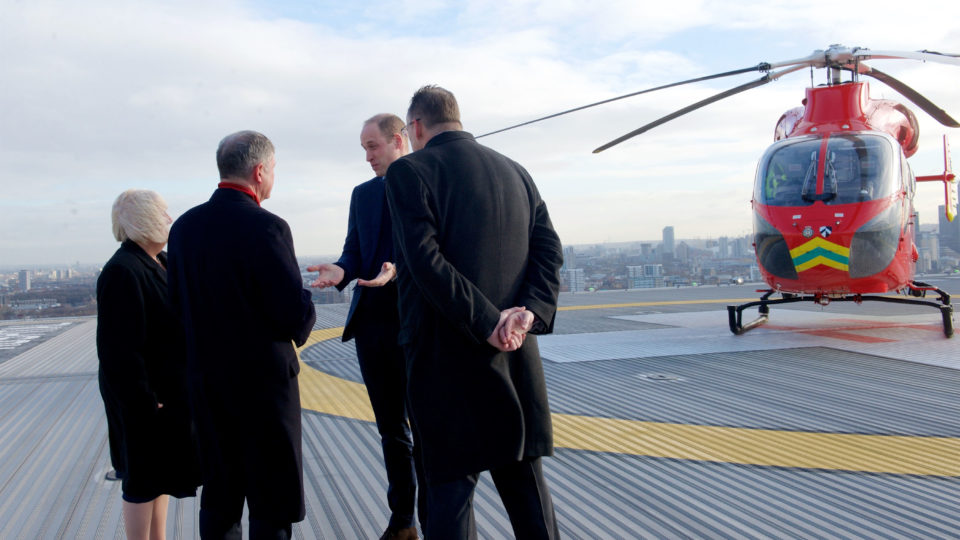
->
[408, 85, 461, 129]
[216, 130, 275, 179]
[112, 189, 169, 244]
[365, 113, 406, 142]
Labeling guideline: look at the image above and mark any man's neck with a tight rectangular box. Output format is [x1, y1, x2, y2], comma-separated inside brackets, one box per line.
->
[218, 180, 261, 204]
[420, 122, 462, 146]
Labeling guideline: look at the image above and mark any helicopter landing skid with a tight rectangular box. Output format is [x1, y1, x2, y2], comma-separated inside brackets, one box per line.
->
[727, 283, 954, 337]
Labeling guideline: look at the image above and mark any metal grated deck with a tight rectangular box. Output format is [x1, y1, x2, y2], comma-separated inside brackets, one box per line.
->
[1, 283, 959, 538]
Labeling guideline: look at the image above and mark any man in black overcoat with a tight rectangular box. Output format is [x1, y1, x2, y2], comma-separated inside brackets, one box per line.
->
[307, 113, 421, 540]
[384, 86, 564, 539]
[167, 130, 316, 539]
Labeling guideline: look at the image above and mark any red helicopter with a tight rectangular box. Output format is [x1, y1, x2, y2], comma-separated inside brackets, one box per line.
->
[479, 45, 959, 336]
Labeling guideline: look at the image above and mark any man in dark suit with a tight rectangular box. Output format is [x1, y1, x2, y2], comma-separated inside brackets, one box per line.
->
[167, 130, 316, 540]
[385, 86, 564, 539]
[307, 113, 421, 540]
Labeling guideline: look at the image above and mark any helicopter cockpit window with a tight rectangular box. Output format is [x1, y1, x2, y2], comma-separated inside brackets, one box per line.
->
[756, 133, 896, 206]
[823, 134, 896, 205]
[756, 137, 821, 207]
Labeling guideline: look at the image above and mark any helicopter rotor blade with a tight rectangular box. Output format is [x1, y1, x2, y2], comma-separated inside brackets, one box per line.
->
[474, 64, 773, 139]
[592, 64, 807, 153]
[859, 64, 960, 127]
[853, 48, 960, 67]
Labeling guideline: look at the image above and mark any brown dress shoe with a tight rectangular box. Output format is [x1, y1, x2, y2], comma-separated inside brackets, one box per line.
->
[379, 525, 419, 540]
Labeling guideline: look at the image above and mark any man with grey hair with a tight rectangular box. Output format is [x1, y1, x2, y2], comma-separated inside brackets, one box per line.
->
[168, 130, 316, 539]
[308, 113, 422, 540]
[386, 86, 563, 538]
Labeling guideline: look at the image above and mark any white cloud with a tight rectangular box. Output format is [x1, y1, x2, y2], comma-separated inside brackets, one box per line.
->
[1, 0, 959, 265]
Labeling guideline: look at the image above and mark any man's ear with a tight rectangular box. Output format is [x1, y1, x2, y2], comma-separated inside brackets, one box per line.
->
[253, 162, 265, 184]
[392, 132, 403, 150]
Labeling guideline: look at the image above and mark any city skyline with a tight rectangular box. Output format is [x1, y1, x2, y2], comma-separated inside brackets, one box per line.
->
[4, 1, 960, 266]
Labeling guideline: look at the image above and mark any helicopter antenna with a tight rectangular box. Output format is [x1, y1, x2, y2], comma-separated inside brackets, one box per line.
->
[475, 64, 772, 139]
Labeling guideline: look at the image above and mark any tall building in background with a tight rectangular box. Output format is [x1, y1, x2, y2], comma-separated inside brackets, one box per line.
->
[662, 226, 675, 257]
[566, 268, 585, 293]
[563, 246, 577, 270]
[939, 205, 960, 253]
[918, 230, 939, 273]
[18, 270, 30, 292]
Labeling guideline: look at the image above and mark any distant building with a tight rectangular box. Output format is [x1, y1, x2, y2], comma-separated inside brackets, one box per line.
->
[918, 230, 939, 273]
[565, 268, 585, 293]
[732, 236, 750, 258]
[626, 265, 665, 288]
[563, 246, 577, 270]
[644, 264, 662, 276]
[662, 226, 675, 256]
[939, 205, 960, 253]
[18, 270, 30, 292]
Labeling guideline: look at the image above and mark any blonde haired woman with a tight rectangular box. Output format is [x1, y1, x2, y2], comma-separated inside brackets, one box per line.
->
[97, 189, 199, 540]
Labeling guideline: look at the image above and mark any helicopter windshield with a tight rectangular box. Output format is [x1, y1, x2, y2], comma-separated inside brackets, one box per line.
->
[756, 133, 897, 206]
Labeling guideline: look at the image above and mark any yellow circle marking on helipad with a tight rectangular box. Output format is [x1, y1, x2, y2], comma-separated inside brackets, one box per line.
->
[297, 325, 960, 477]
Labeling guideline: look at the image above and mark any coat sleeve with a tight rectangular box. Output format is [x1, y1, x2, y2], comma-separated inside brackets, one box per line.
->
[253, 218, 317, 347]
[385, 160, 501, 345]
[515, 178, 564, 334]
[334, 185, 362, 290]
[96, 264, 159, 418]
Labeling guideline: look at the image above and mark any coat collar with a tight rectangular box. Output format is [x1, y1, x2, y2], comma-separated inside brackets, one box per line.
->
[424, 130, 474, 149]
[120, 240, 167, 278]
[210, 186, 262, 206]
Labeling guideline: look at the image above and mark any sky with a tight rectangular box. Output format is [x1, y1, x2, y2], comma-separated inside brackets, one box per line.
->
[3, 0, 960, 267]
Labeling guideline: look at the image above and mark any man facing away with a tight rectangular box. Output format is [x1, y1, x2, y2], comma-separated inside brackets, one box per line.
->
[384, 86, 564, 539]
[167, 130, 316, 539]
[307, 114, 422, 540]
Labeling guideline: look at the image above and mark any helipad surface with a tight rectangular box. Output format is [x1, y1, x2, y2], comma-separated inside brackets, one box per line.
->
[1, 284, 959, 538]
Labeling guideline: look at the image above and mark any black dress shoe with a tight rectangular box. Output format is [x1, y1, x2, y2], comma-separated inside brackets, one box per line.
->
[379, 525, 419, 540]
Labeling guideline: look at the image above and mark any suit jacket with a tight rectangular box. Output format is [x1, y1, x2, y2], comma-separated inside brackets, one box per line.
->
[166, 188, 316, 523]
[96, 240, 200, 499]
[334, 177, 399, 342]
[384, 131, 564, 482]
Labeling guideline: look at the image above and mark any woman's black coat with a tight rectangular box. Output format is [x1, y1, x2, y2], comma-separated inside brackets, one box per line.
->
[96, 240, 200, 500]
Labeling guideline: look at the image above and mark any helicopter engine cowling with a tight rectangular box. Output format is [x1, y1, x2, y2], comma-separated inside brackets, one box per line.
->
[785, 82, 920, 157]
[865, 99, 920, 158]
[774, 106, 805, 141]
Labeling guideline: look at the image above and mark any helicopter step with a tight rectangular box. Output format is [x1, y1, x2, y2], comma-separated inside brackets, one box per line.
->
[728, 283, 954, 337]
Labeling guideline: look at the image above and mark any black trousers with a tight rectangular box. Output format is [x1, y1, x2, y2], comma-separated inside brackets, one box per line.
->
[354, 322, 424, 530]
[426, 457, 559, 539]
[199, 507, 292, 539]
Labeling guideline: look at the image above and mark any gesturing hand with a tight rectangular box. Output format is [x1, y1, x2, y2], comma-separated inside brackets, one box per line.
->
[307, 263, 345, 289]
[357, 262, 396, 287]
